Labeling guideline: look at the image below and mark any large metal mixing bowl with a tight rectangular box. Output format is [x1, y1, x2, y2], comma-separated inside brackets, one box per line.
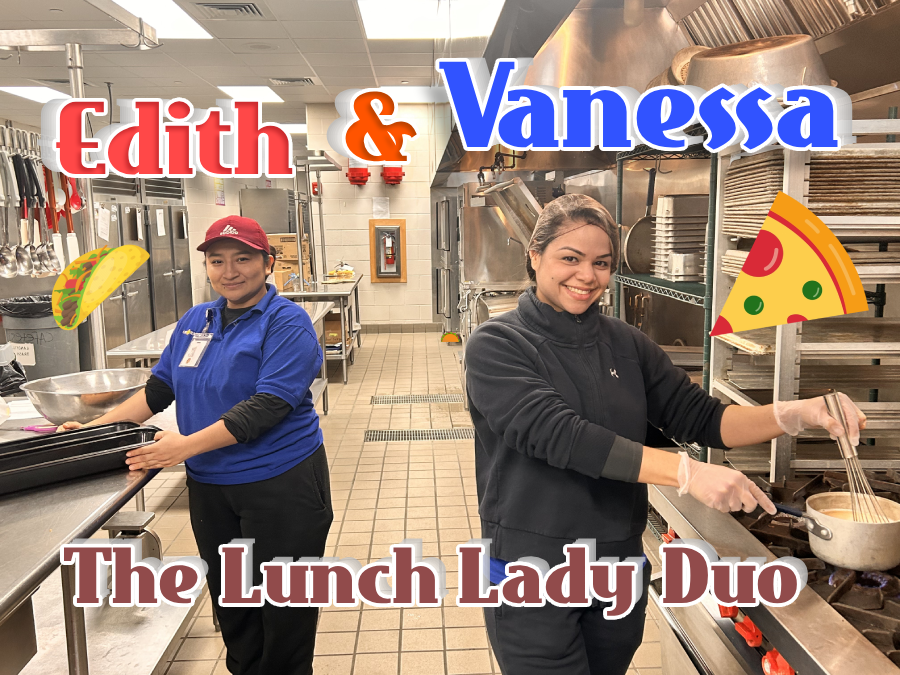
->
[20, 368, 152, 424]
[685, 35, 832, 89]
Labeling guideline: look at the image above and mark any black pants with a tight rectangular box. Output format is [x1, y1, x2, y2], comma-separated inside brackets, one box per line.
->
[484, 557, 652, 675]
[188, 445, 333, 675]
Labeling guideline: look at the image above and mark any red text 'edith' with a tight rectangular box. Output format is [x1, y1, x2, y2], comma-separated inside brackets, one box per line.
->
[40, 98, 294, 179]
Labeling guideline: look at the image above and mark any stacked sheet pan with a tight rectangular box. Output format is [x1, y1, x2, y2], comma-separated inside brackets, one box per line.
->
[0, 422, 159, 496]
[650, 194, 709, 282]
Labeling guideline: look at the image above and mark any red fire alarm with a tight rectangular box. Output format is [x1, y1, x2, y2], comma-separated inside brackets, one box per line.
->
[346, 167, 370, 186]
[312, 181, 319, 196]
[381, 166, 404, 185]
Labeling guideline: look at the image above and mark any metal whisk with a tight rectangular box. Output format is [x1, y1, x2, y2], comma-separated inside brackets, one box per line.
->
[824, 392, 890, 524]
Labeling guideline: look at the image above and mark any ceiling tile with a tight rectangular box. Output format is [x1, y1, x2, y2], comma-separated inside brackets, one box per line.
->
[168, 52, 247, 67]
[239, 53, 312, 66]
[367, 40, 435, 53]
[265, 0, 356, 21]
[202, 20, 288, 40]
[370, 53, 435, 67]
[187, 66, 259, 80]
[124, 66, 198, 79]
[293, 39, 367, 53]
[281, 21, 362, 40]
[374, 66, 434, 78]
[302, 52, 371, 67]
[318, 76, 377, 87]
[221, 39, 298, 55]
[0, 52, 67, 68]
[97, 51, 182, 67]
[377, 76, 433, 86]
[272, 90, 318, 103]
[156, 40, 232, 55]
[249, 65, 316, 79]
[313, 65, 374, 78]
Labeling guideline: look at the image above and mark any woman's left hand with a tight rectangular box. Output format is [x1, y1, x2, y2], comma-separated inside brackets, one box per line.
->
[126, 430, 196, 470]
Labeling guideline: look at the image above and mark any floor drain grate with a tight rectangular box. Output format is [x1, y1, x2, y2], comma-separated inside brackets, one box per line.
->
[364, 428, 475, 442]
[371, 394, 464, 405]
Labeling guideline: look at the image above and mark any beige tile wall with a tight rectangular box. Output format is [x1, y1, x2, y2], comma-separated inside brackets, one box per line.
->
[305, 102, 452, 324]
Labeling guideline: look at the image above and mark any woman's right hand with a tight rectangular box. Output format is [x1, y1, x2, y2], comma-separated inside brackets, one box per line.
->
[676, 452, 776, 515]
[56, 421, 84, 433]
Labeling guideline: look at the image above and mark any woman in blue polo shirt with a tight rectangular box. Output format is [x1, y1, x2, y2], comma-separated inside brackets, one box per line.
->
[59, 215, 331, 675]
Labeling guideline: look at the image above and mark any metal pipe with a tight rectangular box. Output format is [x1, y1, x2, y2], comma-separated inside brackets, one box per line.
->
[315, 169, 327, 278]
[702, 153, 718, 395]
[613, 157, 623, 320]
[66, 43, 107, 370]
[135, 488, 145, 512]
[61, 562, 90, 674]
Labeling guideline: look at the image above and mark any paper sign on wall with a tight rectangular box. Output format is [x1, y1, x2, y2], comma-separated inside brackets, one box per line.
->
[97, 206, 110, 241]
[215, 178, 225, 206]
[11, 343, 35, 366]
[136, 210, 143, 240]
[156, 209, 166, 237]
[373, 197, 390, 219]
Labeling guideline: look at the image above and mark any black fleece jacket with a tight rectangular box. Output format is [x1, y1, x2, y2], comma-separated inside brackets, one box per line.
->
[465, 289, 729, 566]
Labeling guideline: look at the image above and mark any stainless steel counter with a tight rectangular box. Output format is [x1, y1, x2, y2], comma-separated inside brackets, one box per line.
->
[281, 278, 363, 384]
[0, 466, 154, 626]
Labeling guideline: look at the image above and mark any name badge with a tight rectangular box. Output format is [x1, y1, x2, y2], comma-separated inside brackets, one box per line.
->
[179, 333, 213, 368]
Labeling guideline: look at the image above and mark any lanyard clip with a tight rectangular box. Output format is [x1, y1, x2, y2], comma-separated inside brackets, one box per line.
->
[203, 308, 214, 334]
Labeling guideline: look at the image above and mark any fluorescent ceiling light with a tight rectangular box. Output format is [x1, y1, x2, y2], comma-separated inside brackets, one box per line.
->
[218, 86, 284, 103]
[359, 0, 505, 40]
[278, 124, 308, 134]
[110, 0, 212, 39]
[0, 86, 71, 103]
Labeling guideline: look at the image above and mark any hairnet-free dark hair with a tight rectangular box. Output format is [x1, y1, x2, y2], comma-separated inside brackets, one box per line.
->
[525, 194, 619, 282]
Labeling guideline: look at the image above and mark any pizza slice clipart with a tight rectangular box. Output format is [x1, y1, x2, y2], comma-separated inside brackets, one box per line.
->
[710, 192, 868, 336]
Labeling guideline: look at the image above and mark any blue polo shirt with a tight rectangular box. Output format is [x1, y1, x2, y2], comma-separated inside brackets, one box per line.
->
[152, 284, 324, 485]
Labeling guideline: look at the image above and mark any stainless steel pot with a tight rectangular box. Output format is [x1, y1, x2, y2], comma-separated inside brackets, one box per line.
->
[685, 35, 832, 89]
[800, 493, 900, 572]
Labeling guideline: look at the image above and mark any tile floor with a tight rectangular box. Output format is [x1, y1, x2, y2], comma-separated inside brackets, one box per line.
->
[122, 331, 663, 675]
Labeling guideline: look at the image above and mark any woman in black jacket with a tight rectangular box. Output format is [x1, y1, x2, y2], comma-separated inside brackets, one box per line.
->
[465, 194, 865, 675]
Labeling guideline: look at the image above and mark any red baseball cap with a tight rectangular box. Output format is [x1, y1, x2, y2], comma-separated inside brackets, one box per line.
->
[197, 215, 269, 253]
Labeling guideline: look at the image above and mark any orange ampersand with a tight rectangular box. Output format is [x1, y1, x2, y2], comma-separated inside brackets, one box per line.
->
[345, 91, 416, 162]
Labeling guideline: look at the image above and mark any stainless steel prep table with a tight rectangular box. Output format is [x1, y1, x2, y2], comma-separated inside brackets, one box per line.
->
[0, 418, 173, 675]
[105, 301, 334, 414]
[281, 276, 363, 384]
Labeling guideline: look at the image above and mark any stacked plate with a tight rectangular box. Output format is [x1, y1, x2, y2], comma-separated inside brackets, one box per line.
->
[651, 194, 709, 282]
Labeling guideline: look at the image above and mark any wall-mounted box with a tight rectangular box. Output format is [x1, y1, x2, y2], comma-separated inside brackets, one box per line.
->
[369, 219, 406, 283]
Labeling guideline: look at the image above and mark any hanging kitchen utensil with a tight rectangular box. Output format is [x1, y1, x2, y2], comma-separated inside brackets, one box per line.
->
[0, 138, 17, 279]
[42, 166, 64, 269]
[10, 152, 34, 275]
[25, 158, 53, 274]
[62, 175, 80, 263]
[623, 167, 656, 274]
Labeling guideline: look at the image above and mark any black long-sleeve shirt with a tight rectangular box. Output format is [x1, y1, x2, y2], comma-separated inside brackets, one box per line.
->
[145, 304, 293, 443]
[465, 288, 729, 566]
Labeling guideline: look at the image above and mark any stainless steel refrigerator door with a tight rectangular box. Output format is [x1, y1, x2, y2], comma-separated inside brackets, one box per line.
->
[123, 278, 154, 342]
[119, 203, 150, 281]
[148, 205, 177, 329]
[102, 288, 127, 350]
[170, 207, 193, 318]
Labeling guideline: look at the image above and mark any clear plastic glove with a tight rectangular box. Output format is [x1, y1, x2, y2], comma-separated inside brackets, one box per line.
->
[677, 452, 777, 515]
[773, 392, 866, 447]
